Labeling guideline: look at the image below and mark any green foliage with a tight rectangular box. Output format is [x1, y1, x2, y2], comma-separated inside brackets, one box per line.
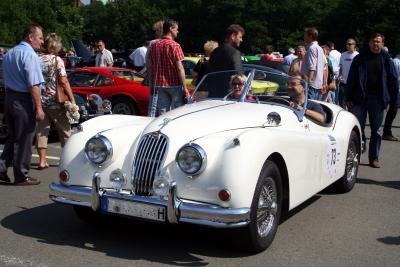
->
[1, 0, 400, 54]
[0, 0, 83, 49]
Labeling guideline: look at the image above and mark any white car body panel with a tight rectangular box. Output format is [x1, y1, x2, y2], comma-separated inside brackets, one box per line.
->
[60, 99, 360, 211]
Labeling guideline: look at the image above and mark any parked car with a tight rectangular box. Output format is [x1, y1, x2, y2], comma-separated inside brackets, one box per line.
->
[243, 63, 289, 95]
[70, 40, 133, 69]
[0, 53, 111, 142]
[0, 92, 110, 143]
[247, 60, 286, 73]
[49, 69, 361, 253]
[68, 67, 149, 115]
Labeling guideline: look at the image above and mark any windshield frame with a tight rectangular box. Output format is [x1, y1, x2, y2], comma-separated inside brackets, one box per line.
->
[188, 68, 309, 122]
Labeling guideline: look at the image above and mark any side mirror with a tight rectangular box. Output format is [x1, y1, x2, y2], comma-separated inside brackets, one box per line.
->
[265, 112, 281, 126]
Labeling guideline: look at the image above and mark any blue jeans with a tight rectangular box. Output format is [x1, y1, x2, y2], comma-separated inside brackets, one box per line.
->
[351, 95, 384, 162]
[156, 86, 184, 116]
[308, 86, 323, 101]
[147, 88, 158, 117]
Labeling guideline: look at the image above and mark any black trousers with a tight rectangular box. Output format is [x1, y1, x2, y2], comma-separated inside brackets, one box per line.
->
[383, 105, 398, 135]
[0, 90, 36, 183]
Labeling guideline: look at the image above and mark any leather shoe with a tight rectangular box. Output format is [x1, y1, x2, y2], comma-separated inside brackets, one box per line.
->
[369, 160, 381, 168]
[14, 177, 40, 186]
[0, 172, 11, 184]
[382, 134, 398, 141]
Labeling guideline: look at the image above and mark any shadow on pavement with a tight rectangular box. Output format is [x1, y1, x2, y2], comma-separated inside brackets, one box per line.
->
[377, 236, 400, 245]
[356, 177, 400, 190]
[280, 195, 321, 223]
[1, 203, 251, 265]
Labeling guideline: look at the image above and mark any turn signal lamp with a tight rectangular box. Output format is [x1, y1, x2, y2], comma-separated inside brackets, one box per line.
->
[59, 170, 70, 183]
[218, 189, 231, 201]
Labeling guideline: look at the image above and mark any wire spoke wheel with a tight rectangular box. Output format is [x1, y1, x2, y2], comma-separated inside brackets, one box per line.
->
[346, 141, 359, 183]
[257, 177, 278, 237]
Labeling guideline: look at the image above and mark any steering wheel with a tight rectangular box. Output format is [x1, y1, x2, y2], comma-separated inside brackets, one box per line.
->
[267, 96, 291, 106]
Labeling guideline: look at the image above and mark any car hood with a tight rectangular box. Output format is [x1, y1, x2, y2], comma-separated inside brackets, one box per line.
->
[143, 100, 291, 141]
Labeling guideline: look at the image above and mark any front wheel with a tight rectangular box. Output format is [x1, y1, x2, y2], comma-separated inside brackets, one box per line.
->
[334, 131, 360, 193]
[233, 160, 282, 253]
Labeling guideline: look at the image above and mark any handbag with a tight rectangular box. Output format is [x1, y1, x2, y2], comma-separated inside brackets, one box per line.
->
[53, 56, 70, 104]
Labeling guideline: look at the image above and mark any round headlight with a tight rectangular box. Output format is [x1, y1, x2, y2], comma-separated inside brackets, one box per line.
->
[85, 135, 113, 164]
[176, 144, 207, 175]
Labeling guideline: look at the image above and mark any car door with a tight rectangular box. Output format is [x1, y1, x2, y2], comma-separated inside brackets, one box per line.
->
[69, 71, 100, 95]
[303, 116, 339, 190]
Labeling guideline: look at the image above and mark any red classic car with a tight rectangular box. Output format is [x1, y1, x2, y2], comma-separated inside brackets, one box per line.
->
[69, 67, 149, 115]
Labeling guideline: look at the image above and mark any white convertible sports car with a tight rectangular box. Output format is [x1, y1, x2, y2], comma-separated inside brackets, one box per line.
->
[49, 69, 361, 253]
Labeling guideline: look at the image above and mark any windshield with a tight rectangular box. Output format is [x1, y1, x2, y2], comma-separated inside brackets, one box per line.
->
[189, 69, 309, 120]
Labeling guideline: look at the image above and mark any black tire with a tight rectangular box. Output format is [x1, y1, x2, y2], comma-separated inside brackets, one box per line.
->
[334, 131, 360, 193]
[233, 160, 282, 253]
[0, 123, 8, 143]
[111, 97, 137, 115]
[73, 205, 105, 225]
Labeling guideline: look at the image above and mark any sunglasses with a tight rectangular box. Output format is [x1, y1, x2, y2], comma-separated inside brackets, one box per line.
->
[232, 82, 244, 86]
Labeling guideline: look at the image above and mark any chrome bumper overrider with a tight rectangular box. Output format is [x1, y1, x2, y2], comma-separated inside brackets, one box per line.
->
[49, 177, 250, 228]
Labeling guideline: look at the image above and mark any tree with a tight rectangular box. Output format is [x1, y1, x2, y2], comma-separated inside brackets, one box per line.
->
[0, 0, 83, 49]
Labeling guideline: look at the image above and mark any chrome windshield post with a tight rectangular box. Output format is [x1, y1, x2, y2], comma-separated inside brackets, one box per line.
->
[239, 69, 255, 102]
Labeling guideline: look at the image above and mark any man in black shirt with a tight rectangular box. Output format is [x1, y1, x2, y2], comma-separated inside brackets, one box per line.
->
[206, 24, 245, 98]
[346, 33, 399, 168]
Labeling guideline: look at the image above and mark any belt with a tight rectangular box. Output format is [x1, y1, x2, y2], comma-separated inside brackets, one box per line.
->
[5, 88, 30, 95]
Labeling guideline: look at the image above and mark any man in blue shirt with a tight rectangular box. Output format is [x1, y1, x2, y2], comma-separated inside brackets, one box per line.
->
[0, 24, 45, 185]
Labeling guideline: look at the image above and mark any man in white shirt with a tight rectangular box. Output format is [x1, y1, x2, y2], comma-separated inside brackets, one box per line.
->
[95, 40, 113, 67]
[129, 41, 149, 72]
[300, 27, 326, 100]
[339, 38, 359, 107]
[327, 42, 341, 67]
[327, 42, 341, 104]
[283, 47, 297, 73]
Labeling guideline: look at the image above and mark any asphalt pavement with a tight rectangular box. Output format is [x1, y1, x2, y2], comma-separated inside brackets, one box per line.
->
[0, 114, 399, 267]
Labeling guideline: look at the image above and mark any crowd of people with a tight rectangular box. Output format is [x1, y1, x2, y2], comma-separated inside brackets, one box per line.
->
[0, 21, 399, 185]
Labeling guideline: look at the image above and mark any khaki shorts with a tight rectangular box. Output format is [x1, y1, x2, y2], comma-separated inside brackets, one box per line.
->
[36, 104, 71, 148]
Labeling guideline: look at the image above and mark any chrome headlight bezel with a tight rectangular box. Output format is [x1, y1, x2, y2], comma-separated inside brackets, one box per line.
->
[176, 143, 207, 176]
[85, 134, 113, 165]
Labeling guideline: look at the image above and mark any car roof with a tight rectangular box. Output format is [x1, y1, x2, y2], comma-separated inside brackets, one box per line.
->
[72, 67, 136, 75]
[243, 63, 285, 75]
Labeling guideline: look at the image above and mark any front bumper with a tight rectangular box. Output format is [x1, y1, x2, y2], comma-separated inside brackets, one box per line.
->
[49, 176, 250, 228]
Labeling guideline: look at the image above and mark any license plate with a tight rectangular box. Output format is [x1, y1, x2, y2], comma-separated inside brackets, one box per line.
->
[106, 198, 166, 222]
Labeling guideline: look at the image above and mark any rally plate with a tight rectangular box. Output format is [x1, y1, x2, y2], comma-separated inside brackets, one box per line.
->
[106, 198, 166, 222]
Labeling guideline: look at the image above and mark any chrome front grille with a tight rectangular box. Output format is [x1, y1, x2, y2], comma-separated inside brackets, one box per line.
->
[133, 132, 168, 195]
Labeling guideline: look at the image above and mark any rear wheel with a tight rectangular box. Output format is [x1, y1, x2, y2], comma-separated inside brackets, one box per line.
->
[233, 160, 282, 253]
[334, 131, 360, 193]
[111, 97, 137, 115]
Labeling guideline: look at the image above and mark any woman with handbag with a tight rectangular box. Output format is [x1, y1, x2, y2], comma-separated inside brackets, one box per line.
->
[36, 33, 77, 169]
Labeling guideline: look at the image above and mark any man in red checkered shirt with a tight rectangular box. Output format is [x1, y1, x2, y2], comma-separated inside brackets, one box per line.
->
[148, 20, 189, 116]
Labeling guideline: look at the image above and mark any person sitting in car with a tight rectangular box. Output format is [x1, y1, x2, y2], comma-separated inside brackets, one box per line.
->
[230, 74, 254, 100]
[287, 75, 326, 123]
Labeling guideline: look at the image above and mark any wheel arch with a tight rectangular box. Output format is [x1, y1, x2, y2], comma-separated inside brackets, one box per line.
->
[352, 125, 362, 155]
[267, 152, 289, 213]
